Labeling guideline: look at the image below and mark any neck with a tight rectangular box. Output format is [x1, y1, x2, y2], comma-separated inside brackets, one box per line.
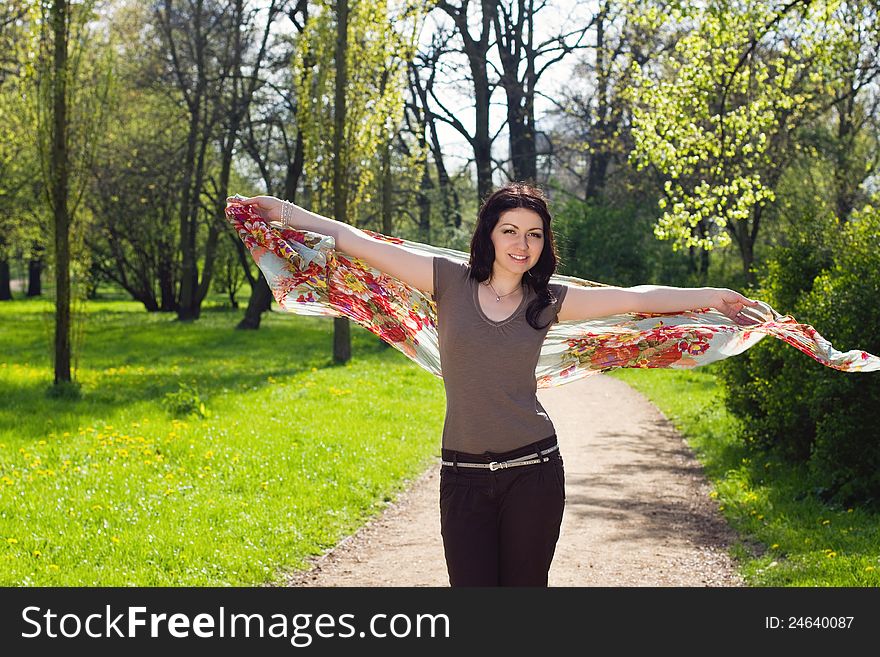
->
[488, 266, 524, 296]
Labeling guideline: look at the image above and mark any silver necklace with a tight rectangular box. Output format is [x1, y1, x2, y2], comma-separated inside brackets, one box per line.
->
[485, 279, 520, 302]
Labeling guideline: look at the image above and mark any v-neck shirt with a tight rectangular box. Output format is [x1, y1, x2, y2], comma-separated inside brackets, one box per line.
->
[432, 255, 568, 454]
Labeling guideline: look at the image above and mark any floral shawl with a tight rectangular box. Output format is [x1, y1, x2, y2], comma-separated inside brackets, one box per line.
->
[225, 201, 880, 387]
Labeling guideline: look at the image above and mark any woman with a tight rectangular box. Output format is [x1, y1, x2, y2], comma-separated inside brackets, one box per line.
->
[232, 182, 760, 587]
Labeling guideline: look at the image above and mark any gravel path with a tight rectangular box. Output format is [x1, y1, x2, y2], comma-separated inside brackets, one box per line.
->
[285, 374, 744, 587]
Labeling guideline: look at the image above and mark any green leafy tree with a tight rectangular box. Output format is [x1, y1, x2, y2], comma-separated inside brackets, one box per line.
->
[294, 0, 422, 363]
[626, 0, 854, 285]
[29, 0, 111, 386]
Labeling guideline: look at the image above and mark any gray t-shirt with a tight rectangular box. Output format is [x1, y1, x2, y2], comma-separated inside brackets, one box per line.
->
[433, 255, 569, 454]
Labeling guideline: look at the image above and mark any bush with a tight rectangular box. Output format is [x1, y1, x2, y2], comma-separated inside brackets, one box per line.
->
[717, 202, 880, 506]
[161, 382, 210, 419]
[552, 195, 693, 286]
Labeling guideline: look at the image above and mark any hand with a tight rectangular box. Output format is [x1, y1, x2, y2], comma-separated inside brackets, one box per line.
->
[226, 195, 284, 223]
[713, 288, 763, 326]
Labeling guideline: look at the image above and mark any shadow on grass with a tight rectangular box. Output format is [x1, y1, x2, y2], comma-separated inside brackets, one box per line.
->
[1, 305, 394, 436]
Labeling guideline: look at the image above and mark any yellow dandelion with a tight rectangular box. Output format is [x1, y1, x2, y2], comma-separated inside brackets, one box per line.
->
[866, 566, 875, 572]
[48, 564, 60, 571]
[822, 519, 830, 525]
[826, 551, 837, 558]
[7, 538, 18, 544]
[847, 508, 854, 513]
[261, 481, 269, 490]
[111, 536, 120, 544]
[38, 440, 47, 445]
[32, 550, 41, 558]
[771, 543, 779, 549]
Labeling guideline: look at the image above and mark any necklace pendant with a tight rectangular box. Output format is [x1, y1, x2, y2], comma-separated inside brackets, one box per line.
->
[495, 295, 501, 302]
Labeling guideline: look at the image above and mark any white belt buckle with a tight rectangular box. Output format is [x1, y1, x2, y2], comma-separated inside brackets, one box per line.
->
[488, 461, 501, 471]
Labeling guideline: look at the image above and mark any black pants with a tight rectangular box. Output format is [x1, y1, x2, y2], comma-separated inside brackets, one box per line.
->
[439, 435, 565, 587]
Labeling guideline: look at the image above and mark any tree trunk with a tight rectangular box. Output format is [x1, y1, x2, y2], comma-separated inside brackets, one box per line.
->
[51, 0, 71, 384]
[175, 110, 201, 321]
[236, 271, 272, 329]
[586, 3, 609, 200]
[27, 255, 43, 297]
[417, 158, 433, 243]
[332, 0, 351, 364]
[0, 257, 10, 300]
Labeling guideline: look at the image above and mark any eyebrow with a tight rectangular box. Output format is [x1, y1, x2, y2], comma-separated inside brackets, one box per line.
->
[500, 223, 543, 232]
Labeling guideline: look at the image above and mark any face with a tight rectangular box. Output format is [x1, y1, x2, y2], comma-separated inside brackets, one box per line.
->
[490, 208, 545, 275]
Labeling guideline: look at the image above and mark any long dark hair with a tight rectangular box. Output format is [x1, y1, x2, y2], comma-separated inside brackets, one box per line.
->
[469, 182, 562, 330]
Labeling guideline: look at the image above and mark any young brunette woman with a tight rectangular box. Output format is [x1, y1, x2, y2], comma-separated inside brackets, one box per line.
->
[230, 182, 760, 587]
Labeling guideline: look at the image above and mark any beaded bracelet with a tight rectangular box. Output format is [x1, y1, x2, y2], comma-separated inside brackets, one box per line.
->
[280, 200, 295, 228]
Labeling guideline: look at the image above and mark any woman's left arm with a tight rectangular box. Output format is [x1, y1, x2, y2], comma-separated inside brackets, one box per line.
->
[557, 284, 762, 325]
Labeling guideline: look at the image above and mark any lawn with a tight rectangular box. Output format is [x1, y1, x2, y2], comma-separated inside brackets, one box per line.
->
[0, 294, 446, 585]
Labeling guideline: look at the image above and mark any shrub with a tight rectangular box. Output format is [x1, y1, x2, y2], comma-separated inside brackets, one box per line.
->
[161, 382, 210, 419]
[717, 202, 880, 506]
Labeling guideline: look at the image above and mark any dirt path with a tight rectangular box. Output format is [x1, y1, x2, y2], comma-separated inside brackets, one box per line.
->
[285, 374, 744, 587]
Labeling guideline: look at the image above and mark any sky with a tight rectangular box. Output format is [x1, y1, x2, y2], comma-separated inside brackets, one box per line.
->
[417, 0, 600, 177]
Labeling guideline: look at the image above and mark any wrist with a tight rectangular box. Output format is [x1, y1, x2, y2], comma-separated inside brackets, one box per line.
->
[280, 200, 295, 227]
[707, 288, 725, 309]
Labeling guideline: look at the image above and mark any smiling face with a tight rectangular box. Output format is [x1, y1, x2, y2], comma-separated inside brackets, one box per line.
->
[489, 208, 545, 277]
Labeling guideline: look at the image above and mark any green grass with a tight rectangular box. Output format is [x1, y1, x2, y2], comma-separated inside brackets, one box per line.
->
[608, 364, 880, 586]
[0, 293, 445, 585]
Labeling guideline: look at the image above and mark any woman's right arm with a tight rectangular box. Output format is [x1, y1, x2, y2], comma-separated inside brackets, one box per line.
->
[230, 195, 434, 295]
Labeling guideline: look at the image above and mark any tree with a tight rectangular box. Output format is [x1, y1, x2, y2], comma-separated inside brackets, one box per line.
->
[32, 0, 110, 385]
[492, 0, 590, 183]
[433, 0, 498, 202]
[235, 1, 309, 330]
[153, 0, 281, 320]
[0, 1, 37, 301]
[295, 0, 421, 363]
[626, 0, 865, 285]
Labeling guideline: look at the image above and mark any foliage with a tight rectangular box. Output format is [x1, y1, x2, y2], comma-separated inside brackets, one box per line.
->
[84, 1, 188, 310]
[716, 199, 880, 506]
[161, 382, 210, 419]
[0, 1, 44, 264]
[552, 193, 693, 287]
[294, 0, 423, 224]
[626, 0, 852, 253]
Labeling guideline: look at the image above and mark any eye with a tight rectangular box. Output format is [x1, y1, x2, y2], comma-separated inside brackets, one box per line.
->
[529, 232, 543, 238]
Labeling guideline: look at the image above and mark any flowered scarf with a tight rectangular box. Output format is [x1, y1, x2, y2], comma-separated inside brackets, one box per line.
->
[225, 201, 880, 387]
